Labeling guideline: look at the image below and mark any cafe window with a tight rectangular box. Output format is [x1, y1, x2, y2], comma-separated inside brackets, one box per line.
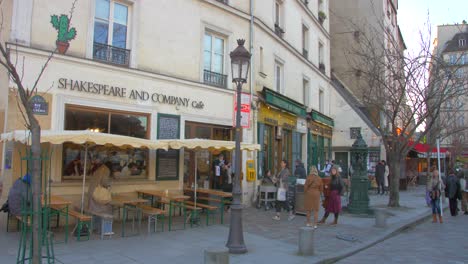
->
[62, 105, 149, 180]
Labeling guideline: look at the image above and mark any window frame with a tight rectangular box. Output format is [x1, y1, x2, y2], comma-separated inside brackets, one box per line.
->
[274, 60, 284, 94]
[303, 78, 310, 106]
[319, 88, 324, 113]
[203, 30, 227, 74]
[302, 23, 309, 58]
[93, 0, 130, 49]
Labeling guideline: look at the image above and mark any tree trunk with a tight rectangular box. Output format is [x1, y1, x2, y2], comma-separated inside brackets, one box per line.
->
[30, 122, 42, 264]
[388, 151, 401, 207]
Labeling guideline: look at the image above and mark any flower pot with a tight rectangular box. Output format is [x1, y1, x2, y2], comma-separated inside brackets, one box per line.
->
[56, 41, 70, 54]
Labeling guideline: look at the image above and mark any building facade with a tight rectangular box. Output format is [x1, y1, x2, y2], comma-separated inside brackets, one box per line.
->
[0, 0, 334, 206]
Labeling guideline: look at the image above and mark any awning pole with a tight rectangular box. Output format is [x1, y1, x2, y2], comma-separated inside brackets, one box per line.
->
[80, 144, 88, 214]
[436, 138, 443, 217]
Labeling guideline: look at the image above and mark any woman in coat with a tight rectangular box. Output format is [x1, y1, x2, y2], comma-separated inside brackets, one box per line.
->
[272, 160, 295, 221]
[318, 165, 343, 226]
[429, 166, 443, 223]
[304, 166, 323, 228]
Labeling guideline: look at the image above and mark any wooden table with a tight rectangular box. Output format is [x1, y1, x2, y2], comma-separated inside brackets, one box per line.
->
[183, 188, 232, 224]
[111, 194, 149, 237]
[136, 190, 190, 231]
[43, 195, 72, 243]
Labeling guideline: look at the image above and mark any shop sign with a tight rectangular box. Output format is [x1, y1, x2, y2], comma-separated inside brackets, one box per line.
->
[233, 92, 251, 128]
[29, 95, 49, 115]
[264, 87, 307, 116]
[259, 103, 297, 129]
[296, 118, 307, 133]
[57, 78, 205, 109]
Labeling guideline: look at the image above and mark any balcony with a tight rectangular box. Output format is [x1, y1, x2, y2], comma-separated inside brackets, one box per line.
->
[302, 49, 309, 59]
[93, 42, 130, 66]
[274, 24, 285, 38]
[203, 69, 227, 89]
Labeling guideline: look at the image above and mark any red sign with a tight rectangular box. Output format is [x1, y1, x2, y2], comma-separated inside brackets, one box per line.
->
[233, 92, 251, 128]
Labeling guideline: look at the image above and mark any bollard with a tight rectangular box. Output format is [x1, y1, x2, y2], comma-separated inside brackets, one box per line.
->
[374, 208, 387, 228]
[204, 248, 229, 264]
[298, 227, 314, 256]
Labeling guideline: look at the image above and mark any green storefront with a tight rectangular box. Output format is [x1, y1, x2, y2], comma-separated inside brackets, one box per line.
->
[257, 88, 307, 178]
[307, 110, 334, 171]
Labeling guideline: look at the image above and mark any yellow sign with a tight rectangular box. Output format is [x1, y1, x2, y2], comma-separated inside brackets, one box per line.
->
[246, 159, 256, 182]
[258, 103, 297, 130]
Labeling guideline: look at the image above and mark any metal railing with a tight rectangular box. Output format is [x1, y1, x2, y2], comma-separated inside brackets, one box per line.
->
[302, 49, 309, 59]
[203, 69, 228, 88]
[93, 42, 131, 66]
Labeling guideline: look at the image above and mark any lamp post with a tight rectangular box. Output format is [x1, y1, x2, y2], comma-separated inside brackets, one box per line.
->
[226, 39, 251, 254]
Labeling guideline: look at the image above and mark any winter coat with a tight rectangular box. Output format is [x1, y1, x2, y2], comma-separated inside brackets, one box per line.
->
[304, 174, 323, 211]
[445, 174, 461, 200]
[295, 163, 307, 179]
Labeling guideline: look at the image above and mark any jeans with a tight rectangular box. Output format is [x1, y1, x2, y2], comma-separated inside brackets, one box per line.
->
[431, 198, 441, 214]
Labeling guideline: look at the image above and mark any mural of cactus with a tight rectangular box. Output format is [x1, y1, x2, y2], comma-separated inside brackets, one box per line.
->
[50, 14, 77, 54]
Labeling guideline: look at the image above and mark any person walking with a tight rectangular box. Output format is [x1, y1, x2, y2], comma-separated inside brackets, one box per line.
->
[272, 160, 295, 221]
[294, 159, 307, 179]
[429, 166, 443, 223]
[445, 168, 462, 216]
[426, 165, 438, 207]
[304, 166, 323, 228]
[318, 165, 343, 226]
[375, 160, 385, 195]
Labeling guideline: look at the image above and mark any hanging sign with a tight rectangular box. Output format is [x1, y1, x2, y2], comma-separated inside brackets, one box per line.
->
[29, 95, 49, 115]
[233, 92, 251, 128]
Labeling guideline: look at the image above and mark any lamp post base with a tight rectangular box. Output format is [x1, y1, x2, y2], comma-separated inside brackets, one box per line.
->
[226, 206, 247, 254]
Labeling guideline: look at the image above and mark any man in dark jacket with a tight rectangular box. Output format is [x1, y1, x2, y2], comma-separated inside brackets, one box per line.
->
[294, 159, 307, 179]
[445, 169, 462, 216]
[7, 174, 31, 216]
[375, 160, 386, 195]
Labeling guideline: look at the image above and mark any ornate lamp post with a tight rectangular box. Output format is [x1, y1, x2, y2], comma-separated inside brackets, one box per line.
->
[226, 39, 251, 254]
[348, 133, 371, 214]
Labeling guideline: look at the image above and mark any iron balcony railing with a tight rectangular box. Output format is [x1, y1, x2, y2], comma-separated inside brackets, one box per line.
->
[203, 69, 228, 89]
[93, 42, 130, 66]
[302, 49, 309, 59]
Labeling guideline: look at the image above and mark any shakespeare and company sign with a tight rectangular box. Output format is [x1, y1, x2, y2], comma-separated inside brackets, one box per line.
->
[57, 78, 205, 109]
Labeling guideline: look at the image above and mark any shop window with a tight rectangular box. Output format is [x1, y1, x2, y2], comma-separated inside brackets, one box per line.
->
[62, 105, 149, 180]
[93, 0, 131, 66]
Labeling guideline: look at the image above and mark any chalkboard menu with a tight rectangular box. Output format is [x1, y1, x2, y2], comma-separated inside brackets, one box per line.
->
[157, 114, 180, 180]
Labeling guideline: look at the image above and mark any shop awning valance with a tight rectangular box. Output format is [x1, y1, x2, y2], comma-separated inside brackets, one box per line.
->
[162, 138, 260, 151]
[1, 130, 168, 150]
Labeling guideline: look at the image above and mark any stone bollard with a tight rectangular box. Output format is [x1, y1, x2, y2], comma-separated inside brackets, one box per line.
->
[298, 227, 314, 256]
[374, 208, 387, 228]
[204, 248, 229, 264]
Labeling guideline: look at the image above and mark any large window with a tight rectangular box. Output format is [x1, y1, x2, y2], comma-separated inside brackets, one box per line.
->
[93, 0, 130, 65]
[203, 31, 227, 88]
[62, 105, 149, 180]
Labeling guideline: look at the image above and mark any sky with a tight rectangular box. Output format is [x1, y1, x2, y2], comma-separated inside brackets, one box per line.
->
[398, 0, 468, 54]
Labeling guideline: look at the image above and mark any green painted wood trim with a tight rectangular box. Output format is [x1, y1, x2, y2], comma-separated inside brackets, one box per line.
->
[264, 88, 307, 116]
[311, 110, 334, 127]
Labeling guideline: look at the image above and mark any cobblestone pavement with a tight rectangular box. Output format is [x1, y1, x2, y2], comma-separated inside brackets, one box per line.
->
[0, 186, 439, 263]
[337, 213, 468, 264]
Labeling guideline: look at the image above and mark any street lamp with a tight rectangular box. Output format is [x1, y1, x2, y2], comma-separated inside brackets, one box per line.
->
[226, 39, 251, 254]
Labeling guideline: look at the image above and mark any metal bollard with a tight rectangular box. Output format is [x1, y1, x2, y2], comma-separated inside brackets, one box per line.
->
[298, 226, 315, 256]
[204, 248, 229, 264]
[374, 208, 387, 228]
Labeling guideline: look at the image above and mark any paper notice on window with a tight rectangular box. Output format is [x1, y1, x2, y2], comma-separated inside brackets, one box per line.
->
[215, 165, 221, 176]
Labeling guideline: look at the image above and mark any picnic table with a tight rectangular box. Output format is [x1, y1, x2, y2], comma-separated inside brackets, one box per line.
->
[183, 188, 232, 224]
[111, 194, 149, 237]
[136, 190, 190, 231]
[43, 195, 73, 243]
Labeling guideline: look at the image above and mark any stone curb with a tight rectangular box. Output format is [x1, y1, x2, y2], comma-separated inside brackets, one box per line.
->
[314, 206, 447, 264]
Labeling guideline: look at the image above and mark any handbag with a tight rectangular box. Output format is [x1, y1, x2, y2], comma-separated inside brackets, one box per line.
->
[92, 185, 112, 204]
[277, 180, 287, 201]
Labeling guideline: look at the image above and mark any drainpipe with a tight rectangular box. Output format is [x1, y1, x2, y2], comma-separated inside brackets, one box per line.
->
[249, 0, 257, 205]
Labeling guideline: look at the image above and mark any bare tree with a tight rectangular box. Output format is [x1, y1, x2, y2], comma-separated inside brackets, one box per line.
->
[336, 17, 468, 207]
[0, 1, 77, 262]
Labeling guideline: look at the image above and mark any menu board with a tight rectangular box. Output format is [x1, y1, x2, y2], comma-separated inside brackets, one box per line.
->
[158, 115, 180, 139]
[157, 114, 180, 180]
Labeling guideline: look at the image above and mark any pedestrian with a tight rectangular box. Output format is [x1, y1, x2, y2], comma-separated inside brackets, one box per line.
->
[318, 165, 343, 226]
[429, 166, 443, 223]
[375, 160, 385, 195]
[445, 168, 462, 216]
[460, 164, 468, 215]
[426, 165, 438, 206]
[272, 160, 295, 221]
[213, 154, 227, 190]
[6, 174, 31, 216]
[304, 166, 323, 228]
[294, 159, 307, 179]
[383, 160, 389, 195]
[321, 160, 332, 177]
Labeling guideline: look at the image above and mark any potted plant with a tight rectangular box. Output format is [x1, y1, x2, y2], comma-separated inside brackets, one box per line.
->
[318, 11, 327, 24]
[50, 14, 77, 54]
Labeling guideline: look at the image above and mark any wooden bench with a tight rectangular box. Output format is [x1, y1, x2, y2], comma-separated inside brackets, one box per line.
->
[197, 197, 222, 203]
[51, 206, 92, 242]
[135, 204, 166, 234]
[185, 201, 218, 226]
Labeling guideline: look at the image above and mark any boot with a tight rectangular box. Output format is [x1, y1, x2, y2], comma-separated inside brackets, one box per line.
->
[438, 214, 443, 223]
[329, 219, 338, 226]
[432, 214, 437, 223]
